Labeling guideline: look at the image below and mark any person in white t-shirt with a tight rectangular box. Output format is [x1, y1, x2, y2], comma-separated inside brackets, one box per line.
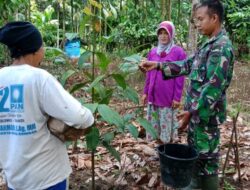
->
[0, 21, 94, 190]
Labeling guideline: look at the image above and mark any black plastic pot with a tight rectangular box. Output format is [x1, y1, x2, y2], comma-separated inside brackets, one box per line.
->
[157, 143, 198, 188]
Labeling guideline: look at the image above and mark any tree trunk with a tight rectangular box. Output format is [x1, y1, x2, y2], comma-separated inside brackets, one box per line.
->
[161, 0, 166, 20]
[187, 0, 199, 55]
[62, 0, 66, 37]
[177, 0, 181, 25]
[57, 3, 60, 48]
[167, 0, 171, 20]
[71, 0, 74, 32]
[28, 0, 31, 21]
[120, 0, 123, 11]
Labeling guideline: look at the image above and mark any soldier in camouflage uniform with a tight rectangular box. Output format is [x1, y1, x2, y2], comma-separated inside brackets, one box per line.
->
[140, 1, 234, 189]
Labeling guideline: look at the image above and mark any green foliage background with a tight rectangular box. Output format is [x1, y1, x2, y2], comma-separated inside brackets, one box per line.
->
[1, 0, 249, 63]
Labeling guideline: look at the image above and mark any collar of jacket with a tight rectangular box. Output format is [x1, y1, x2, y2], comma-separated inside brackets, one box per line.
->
[199, 30, 225, 50]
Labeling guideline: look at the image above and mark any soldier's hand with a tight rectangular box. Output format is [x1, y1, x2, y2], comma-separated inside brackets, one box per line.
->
[138, 58, 147, 72]
[177, 111, 191, 131]
[139, 60, 157, 71]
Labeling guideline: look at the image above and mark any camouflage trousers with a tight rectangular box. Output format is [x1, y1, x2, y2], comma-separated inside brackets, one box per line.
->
[188, 122, 220, 176]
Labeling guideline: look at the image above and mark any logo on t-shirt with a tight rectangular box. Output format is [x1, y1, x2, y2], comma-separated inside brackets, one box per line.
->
[0, 84, 24, 113]
[10, 85, 24, 112]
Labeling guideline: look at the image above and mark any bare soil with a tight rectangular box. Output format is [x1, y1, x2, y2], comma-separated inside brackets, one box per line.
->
[67, 61, 250, 190]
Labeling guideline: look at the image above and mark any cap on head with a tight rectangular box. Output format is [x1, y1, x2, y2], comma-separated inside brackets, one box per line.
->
[157, 21, 175, 40]
[0, 21, 43, 58]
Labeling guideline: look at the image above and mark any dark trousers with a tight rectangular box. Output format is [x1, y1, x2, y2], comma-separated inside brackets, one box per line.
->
[8, 179, 67, 190]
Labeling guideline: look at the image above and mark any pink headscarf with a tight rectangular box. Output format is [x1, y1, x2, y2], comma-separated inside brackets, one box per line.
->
[156, 21, 175, 56]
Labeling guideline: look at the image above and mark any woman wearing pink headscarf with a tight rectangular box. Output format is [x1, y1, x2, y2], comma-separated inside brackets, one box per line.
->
[142, 21, 186, 143]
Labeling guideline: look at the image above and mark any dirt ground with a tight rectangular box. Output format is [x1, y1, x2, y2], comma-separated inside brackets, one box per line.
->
[67, 61, 250, 190]
[66, 121, 250, 190]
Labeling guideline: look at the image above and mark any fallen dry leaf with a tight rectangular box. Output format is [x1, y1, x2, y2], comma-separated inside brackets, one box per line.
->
[69, 153, 92, 169]
[95, 168, 114, 183]
[99, 164, 113, 171]
[115, 170, 128, 186]
[136, 173, 149, 185]
[232, 173, 238, 182]
[137, 144, 157, 156]
[242, 172, 249, 181]
[148, 172, 158, 187]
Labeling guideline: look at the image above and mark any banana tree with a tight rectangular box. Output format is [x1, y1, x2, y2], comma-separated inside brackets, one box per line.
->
[31, 5, 59, 47]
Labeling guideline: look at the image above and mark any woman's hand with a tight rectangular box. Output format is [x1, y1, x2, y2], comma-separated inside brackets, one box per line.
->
[141, 94, 147, 105]
[176, 111, 191, 131]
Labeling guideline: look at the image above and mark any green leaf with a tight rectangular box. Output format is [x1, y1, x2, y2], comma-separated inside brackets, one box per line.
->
[89, 0, 102, 9]
[109, 3, 117, 19]
[83, 7, 94, 16]
[123, 87, 139, 104]
[88, 75, 106, 90]
[12, 0, 21, 4]
[60, 70, 75, 86]
[103, 132, 115, 143]
[102, 8, 109, 18]
[123, 54, 142, 63]
[65, 33, 78, 40]
[97, 104, 124, 130]
[95, 85, 113, 104]
[102, 141, 120, 162]
[101, 35, 114, 43]
[83, 103, 98, 113]
[86, 127, 100, 151]
[78, 51, 92, 68]
[53, 57, 66, 64]
[45, 47, 65, 57]
[111, 74, 126, 89]
[136, 118, 157, 139]
[94, 83, 107, 99]
[123, 113, 135, 122]
[78, 98, 86, 105]
[119, 62, 138, 73]
[96, 52, 110, 71]
[70, 81, 90, 94]
[79, 15, 91, 35]
[44, 5, 54, 21]
[126, 124, 139, 139]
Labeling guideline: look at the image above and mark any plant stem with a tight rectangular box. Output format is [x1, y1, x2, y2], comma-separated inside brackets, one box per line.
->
[91, 150, 95, 190]
[233, 112, 242, 184]
[222, 110, 241, 187]
[91, 4, 97, 189]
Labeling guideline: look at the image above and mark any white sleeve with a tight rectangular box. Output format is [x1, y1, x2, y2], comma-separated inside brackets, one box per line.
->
[0, 169, 6, 185]
[40, 75, 94, 129]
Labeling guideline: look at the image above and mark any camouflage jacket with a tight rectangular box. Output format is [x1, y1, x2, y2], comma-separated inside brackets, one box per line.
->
[162, 31, 234, 126]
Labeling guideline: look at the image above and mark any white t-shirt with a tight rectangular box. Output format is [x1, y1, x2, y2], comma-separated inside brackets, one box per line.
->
[0, 64, 94, 190]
